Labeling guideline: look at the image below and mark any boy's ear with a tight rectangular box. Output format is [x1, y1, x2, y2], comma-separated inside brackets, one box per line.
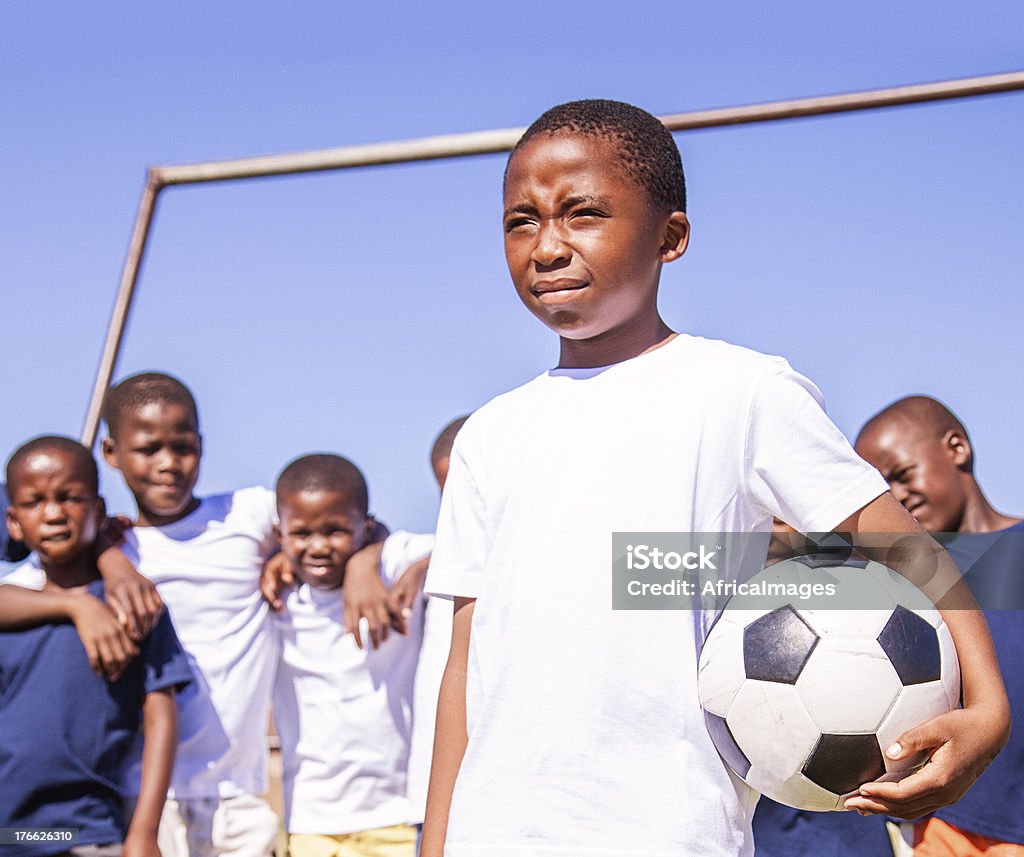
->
[6, 505, 24, 544]
[101, 437, 119, 469]
[272, 522, 283, 547]
[659, 212, 690, 263]
[944, 430, 973, 470]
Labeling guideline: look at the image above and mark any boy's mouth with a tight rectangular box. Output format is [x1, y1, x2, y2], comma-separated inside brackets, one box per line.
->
[531, 279, 588, 304]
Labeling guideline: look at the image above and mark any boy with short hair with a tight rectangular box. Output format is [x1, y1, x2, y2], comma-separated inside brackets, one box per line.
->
[272, 453, 432, 857]
[0, 436, 190, 857]
[856, 395, 1024, 856]
[421, 100, 1009, 857]
[98, 371, 282, 857]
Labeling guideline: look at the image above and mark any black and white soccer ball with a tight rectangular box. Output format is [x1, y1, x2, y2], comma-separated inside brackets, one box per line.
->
[698, 556, 961, 811]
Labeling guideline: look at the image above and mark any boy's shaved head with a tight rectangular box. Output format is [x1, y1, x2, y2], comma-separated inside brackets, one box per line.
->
[431, 415, 470, 468]
[509, 99, 686, 214]
[276, 454, 369, 515]
[6, 435, 99, 497]
[859, 396, 972, 470]
[103, 372, 199, 438]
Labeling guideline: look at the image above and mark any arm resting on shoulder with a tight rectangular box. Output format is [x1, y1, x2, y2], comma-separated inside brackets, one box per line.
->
[840, 492, 1010, 818]
[420, 596, 474, 857]
[0, 584, 137, 680]
[124, 688, 177, 857]
[94, 515, 163, 641]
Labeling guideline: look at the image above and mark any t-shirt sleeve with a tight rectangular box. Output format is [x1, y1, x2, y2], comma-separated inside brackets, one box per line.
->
[424, 440, 488, 600]
[379, 532, 436, 587]
[744, 365, 888, 533]
[140, 609, 193, 694]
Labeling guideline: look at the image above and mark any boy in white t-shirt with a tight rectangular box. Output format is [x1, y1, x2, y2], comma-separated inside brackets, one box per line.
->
[420, 100, 1009, 857]
[99, 372, 281, 857]
[272, 453, 432, 857]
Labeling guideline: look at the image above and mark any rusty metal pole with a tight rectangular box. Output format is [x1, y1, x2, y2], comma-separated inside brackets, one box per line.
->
[81, 173, 162, 448]
[80, 70, 1024, 446]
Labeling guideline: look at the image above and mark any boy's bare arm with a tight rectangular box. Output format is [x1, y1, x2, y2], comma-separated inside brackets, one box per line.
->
[839, 492, 1010, 818]
[420, 596, 474, 857]
[124, 688, 177, 857]
[0, 585, 137, 680]
[342, 539, 406, 650]
[96, 544, 163, 641]
[388, 554, 431, 622]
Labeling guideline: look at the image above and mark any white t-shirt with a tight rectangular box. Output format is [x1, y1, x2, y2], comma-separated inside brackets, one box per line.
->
[406, 589, 452, 824]
[127, 487, 280, 799]
[273, 530, 434, 835]
[425, 335, 888, 857]
[0, 487, 280, 800]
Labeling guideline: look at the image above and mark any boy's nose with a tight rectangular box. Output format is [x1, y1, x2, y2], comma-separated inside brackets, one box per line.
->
[155, 449, 179, 471]
[43, 499, 67, 521]
[531, 222, 571, 268]
[888, 481, 910, 505]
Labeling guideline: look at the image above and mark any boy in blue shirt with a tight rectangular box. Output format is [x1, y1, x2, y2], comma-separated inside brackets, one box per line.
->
[857, 396, 1024, 856]
[0, 435, 191, 857]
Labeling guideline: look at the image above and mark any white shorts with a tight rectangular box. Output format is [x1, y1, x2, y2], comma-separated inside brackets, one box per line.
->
[157, 793, 279, 857]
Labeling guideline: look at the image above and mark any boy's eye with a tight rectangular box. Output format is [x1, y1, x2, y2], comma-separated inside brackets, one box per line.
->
[505, 217, 534, 233]
[572, 208, 606, 219]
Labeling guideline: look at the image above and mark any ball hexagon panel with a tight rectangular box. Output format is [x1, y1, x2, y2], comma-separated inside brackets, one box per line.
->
[877, 606, 941, 685]
[801, 606, 894, 641]
[698, 618, 747, 717]
[796, 636, 903, 733]
[876, 681, 952, 774]
[802, 733, 885, 796]
[743, 606, 818, 684]
[726, 680, 821, 792]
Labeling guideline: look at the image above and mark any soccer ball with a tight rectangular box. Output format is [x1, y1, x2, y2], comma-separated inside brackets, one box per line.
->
[697, 555, 960, 811]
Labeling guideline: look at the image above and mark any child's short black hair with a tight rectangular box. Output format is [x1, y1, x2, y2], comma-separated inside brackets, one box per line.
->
[103, 372, 199, 438]
[430, 415, 470, 468]
[6, 435, 99, 498]
[508, 99, 687, 213]
[276, 454, 369, 516]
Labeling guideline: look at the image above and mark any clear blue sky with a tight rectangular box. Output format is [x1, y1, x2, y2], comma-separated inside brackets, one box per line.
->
[2, 2, 1022, 533]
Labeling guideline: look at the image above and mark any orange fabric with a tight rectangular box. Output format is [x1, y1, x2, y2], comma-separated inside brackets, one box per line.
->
[914, 817, 1024, 857]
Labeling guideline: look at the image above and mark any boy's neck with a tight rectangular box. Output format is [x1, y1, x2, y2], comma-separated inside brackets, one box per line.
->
[960, 484, 1023, 534]
[42, 559, 101, 590]
[134, 495, 201, 528]
[558, 316, 676, 369]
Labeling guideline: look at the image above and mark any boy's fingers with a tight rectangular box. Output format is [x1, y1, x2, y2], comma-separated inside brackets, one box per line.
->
[94, 637, 126, 682]
[126, 588, 152, 639]
[113, 597, 143, 641]
[345, 604, 365, 650]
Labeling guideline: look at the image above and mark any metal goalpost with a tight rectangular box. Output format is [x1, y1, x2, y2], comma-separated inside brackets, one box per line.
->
[80, 70, 1024, 447]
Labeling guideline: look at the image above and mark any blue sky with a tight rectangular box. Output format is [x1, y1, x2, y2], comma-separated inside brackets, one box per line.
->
[2, 2, 1022, 533]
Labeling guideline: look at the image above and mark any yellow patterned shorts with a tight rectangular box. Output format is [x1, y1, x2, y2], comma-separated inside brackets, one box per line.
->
[288, 824, 417, 857]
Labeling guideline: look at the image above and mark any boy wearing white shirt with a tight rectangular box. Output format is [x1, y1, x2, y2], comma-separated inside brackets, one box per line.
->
[100, 372, 281, 857]
[273, 453, 431, 857]
[420, 100, 1009, 857]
